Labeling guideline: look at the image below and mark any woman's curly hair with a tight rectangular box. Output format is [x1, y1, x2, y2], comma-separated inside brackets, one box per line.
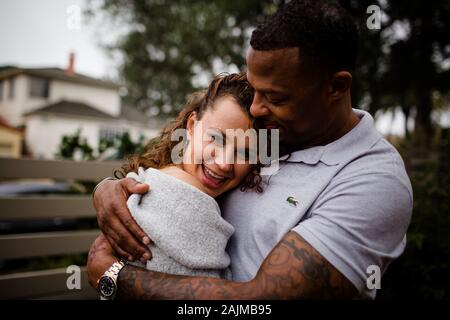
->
[116, 72, 263, 193]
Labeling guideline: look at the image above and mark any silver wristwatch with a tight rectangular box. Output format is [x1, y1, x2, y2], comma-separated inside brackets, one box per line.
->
[97, 260, 126, 300]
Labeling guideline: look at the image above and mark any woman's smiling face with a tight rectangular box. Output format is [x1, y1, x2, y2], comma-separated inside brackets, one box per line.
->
[182, 96, 256, 198]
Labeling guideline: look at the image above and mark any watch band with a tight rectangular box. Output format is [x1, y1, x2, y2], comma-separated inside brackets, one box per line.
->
[92, 176, 116, 198]
[98, 260, 126, 300]
[104, 260, 125, 278]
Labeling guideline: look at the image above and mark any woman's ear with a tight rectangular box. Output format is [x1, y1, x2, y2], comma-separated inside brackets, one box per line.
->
[186, 111, 197, 136]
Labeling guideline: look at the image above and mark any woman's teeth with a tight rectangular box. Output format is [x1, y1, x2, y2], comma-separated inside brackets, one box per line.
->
[204, 166, 226, 181]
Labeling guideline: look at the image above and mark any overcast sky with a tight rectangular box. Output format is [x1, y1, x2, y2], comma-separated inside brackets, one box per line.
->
[0, 0, 114, 79]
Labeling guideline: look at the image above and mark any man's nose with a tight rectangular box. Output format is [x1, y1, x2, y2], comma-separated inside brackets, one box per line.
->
[250, 93, 271, 118]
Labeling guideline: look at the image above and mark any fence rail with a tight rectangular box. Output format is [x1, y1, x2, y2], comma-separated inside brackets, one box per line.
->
[0, 196, 96, 219]
[0, 157, 121, 180]
[0, 267, 96, 300]
[0, 157, 121, 300]
[0, 230, 100, 260]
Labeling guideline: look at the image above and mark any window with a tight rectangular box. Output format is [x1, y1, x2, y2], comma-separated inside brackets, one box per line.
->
[99, 127, 124, 143]
[8, 77, 15, 99]
[29, 76, 50, 98]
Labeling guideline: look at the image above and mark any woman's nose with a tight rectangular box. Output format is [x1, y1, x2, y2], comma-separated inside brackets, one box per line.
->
[214, 147, 234, 173]
[216, 161, 233, 174]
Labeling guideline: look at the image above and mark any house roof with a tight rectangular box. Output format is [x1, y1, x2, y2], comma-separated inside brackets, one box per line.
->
[24, 100, 117, 120]
[0, 66, 119, 90]
[0, 116, 24, 134]
[24, 100, 165, 129]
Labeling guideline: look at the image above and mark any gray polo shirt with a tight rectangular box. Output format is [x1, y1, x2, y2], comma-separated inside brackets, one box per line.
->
[220, 109, 413, 299]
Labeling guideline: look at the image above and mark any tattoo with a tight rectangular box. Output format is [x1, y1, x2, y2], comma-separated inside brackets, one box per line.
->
[116, 265, 254, 300]
[115, 232, 357, 300]
[88, 235, 108, 265]
[256, 232, 357, 299]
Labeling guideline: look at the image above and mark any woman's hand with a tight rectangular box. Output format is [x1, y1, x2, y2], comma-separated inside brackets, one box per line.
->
[94, 178, 152, 263]
[87, 234, 119, 289]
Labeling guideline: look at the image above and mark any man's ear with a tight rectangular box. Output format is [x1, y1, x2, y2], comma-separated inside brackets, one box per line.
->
[329, 71, 352, 99]
[186, 111, 197, 136]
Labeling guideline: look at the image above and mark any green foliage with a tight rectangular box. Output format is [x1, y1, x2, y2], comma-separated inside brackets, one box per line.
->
[56, 129, 145, 161]
[98, 137, 115, 154]
[342, 0, 450, 142]
[56, 129, 94, 160]
[86, 0, 275, 116]
[378, 131, 450, 299]
[115, 131, 146, 159]
[88, 0, 449, 141]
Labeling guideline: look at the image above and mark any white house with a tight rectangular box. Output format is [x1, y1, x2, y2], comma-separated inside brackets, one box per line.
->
[24, 101, 162, 159]
[0, 54, 163, 159]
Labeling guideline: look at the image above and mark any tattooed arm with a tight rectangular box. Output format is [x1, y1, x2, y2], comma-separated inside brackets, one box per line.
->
[115, 231, 358, 299]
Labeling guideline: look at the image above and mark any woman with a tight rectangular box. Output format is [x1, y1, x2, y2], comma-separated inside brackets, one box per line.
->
[93, 73, 262, 282]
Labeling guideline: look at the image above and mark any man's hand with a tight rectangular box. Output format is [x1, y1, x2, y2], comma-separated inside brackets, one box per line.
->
[87, 234, 119, 289]
[94, 178, 152, 263]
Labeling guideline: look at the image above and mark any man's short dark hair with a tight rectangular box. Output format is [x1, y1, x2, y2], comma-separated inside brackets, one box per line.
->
[250, 0, 359, 73]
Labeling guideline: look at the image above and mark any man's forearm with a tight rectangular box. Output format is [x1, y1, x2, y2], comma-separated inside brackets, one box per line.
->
[116, 265, 259, 300]
[115, 232, 358, 300]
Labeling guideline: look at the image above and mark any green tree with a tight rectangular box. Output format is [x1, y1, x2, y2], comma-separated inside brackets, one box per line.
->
[385, 0, 449, 144]
[89, 0, 449, 138]
[342, 0, 450, 143]
[56, 129, 94, 160]
[56, 130, 145, 161]
[115, 131, 146, 159]
[379, 130, 450, 299]
[86, 0, 277, 117]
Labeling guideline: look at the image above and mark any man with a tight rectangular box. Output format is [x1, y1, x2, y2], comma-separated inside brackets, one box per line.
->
[88, 0, 412, 299]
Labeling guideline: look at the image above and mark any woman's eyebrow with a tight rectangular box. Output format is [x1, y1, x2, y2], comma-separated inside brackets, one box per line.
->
[209, 127, 226, 139]
[210, 128, 257, 148]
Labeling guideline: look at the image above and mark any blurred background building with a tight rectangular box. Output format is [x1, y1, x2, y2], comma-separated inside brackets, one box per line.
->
[0, 116, 23, 157]
[0, 54, 162, 159]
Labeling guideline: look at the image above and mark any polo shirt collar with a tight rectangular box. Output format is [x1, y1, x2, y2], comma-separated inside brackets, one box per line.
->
[280, 109, 382, 166]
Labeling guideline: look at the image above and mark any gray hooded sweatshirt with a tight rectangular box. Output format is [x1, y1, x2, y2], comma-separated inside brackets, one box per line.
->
[126, 167, 234, 278]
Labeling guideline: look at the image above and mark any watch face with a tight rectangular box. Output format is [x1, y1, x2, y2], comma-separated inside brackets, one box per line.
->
[99, 276, 116, 298]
